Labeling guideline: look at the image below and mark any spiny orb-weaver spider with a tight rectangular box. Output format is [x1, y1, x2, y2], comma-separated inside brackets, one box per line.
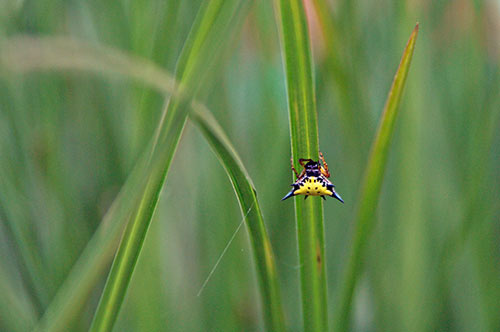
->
[282, 152, 344, 203]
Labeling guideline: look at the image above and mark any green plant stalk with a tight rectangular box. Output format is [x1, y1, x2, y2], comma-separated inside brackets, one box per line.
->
[333, 24, 419, 332]
[274, 0, 328, 330]
[191, 104, 286, 332]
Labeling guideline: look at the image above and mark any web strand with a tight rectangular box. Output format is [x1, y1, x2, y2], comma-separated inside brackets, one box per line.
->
[197, 202, 254, 297]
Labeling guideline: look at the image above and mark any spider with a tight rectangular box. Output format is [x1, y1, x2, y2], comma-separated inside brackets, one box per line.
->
[282, 152, 343, 203]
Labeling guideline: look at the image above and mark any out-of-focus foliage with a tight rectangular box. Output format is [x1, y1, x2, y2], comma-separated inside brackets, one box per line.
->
[334, 24, 419, 332]
[0, 0, 498, 331]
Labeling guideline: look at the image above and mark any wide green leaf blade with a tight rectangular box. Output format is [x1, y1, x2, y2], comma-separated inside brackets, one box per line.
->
[333, 23, 419, 332]
[274, 0, 328, 330]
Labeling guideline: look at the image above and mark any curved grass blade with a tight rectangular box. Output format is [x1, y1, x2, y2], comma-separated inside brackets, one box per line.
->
[0, 37, 177, 95]
[191, 104, 286, 332]
[0, 4, 253, 332]
[89, 2, 252, 331]
[274, 0, 328, 330]
[32, 152, 153, 332]
[333, 23, 419, 332]
[1, 38, 168, 332]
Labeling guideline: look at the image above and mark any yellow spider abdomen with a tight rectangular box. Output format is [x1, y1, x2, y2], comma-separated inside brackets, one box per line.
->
[293, 176, 333, 196]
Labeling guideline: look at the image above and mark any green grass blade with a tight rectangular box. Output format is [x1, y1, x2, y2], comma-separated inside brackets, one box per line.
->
[0, 38, 181, 332]
[89, 2, 250, 331]
[0, 36, 177, 95]
[274, 0, 328, 330]
[2, 15, 284, 329]
[0, 3, 252, 332]
[28, 133, 165, 332]
[333, 23, 419, 332]
[191, 104, 286, 332]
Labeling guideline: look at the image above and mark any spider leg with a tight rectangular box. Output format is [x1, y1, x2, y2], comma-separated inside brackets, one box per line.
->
[319, 151, 331, 178]
[299, 158, 314, 167]
[290, 157, 299, 178]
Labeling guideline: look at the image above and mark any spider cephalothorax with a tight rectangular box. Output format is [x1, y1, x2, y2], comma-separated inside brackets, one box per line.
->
[282, 152, 343, 203]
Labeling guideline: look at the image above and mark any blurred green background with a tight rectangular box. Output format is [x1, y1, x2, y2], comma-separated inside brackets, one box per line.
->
[0, 0, 499, 331]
